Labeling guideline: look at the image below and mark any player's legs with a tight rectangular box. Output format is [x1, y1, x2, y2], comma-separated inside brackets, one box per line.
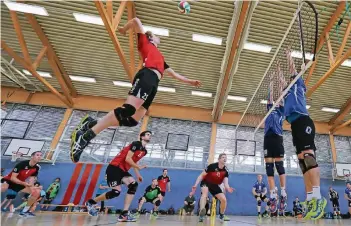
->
[348, 201, 351, 214]
[121, 176, 138, 212]
[274, 157, 286, 197]
[152, 198, 161, 216]
[198, 185, 209, 222]
[265, 157, 276, 199]
[1, 182, 9, 192]
[214, 193, 229, 219]
[137, 197, 146, 212]
[19, 186, 41, 216]
[255, 196, 263, 216]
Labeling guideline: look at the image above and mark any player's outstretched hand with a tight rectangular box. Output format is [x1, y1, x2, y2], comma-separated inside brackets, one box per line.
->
[118, 27, 127, 36]
[139, 165, 148, 170]
[189, 80, 201, 88]
[137, 175, 143, 183]
[226, 187, 234, 193]
[192, 186, 197, 192]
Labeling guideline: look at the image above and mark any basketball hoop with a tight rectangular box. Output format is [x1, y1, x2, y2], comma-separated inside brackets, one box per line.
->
[11, 152, 23, 162]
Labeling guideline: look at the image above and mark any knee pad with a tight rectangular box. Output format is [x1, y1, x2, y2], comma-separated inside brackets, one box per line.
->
[105, 189, 120, 200]
[155, 200, 161, 207]
[257, 200, 262, 206]
[267, 200, 271, 206]
[298, 159, 307, 174]
[303, 153, 318, 172]
[275, 161, 285, 175]
[265, 162, 274, 177]
[114, 104, 138, 127]
[127, 181, 138, 195]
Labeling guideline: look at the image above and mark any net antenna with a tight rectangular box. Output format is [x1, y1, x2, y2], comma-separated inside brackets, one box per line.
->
[235, 0, 318, 139]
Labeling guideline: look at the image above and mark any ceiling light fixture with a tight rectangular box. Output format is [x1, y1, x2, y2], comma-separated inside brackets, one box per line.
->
[191, 91, 212, 97]
[291, 50, 313, 60]
[4, 1, 49, 16]
[22, 69, 52, 78]
[73, 12, 104, 26]
[158, 86, 176, 92]
[143, 25, 169, 36]
[243, 42, 272, 53]
[321, 107, 339, 113]
[227, 95, 247, 102]
[70, 75, 96, 83]
[113, 81, 132, 87]
[341, 59, 351, 67]
[192, 34, 222, 45]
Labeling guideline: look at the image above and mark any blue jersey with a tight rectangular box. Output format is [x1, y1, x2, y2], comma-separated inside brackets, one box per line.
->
[284, 76, 309, 123]
[265, 104, 284, 136]
[253, 181, 266, 194]
[345, 187, 351, 199]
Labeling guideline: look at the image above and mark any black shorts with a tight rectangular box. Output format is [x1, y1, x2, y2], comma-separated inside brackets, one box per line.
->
[200, 180, 222, 196]
[264, 134, 285, 158]
[254, 194, 267, 201]
[128, 68, 160, 110]
[348, 201, 351, 208]
[331, 199, 339, 208]
[140, 196, 158, 204]
[1, 178, 25, 192]
[291, 116, 316, 154]
[160, 191, 166, 197]
[106, 165, 132, 187]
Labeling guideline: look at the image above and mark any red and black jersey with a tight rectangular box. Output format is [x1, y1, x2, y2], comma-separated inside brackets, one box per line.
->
[138, 33, 169, 76]
[157, 175, 170, 192]
[203, 162, 229, 185]
[3, 160, 40, 182]
[110, 141, 147, 172]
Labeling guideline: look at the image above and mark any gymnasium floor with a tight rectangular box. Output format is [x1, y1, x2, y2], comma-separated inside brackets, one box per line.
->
[1, 213, 351, 226]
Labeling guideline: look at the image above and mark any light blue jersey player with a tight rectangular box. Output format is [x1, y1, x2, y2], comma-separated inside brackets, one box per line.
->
[344, 182, 351, 215]
[252, 175, 271, 218]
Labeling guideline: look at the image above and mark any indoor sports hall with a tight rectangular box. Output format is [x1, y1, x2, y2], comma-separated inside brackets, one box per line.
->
[1, 1, 351, 226]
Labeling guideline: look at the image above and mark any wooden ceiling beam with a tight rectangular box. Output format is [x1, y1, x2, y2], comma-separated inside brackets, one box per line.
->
[335, 21, 351, 61]
[1, 41, 72, 107]
[325, 32, 334, 66]
[112, 1, 127, 32]
[127, 1, 136, 76]
[25, 14, 77, 97]
[32, 46, 47, 70]
[95, 0, 133, 81]
[331, 119, 351, 134]
[9, 11, 31, 63]
[305, 1, 346, 86]
[329, 96, 351, 126]
[306, 47, 351, 97]
[106, 0, 113, 22]
[212, 1, 250, 121]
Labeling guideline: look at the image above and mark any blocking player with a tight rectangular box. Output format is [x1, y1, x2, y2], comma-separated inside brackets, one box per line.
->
[157, 169, 171, 200]
[134, 178, 162, 218]
[252, 174, 271, 218]
[344, 182, 351, 215]
[1, 151, 42, 217]
[85, 131, 151, 222]
[70, 17, 201, 163]
[329, 186, 341, 218]
[192, 153, 234, 222]
[284, 48, 326, 220]
[264, 66, 287, 202]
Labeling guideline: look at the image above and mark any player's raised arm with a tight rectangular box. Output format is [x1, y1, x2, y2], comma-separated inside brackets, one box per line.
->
[118, 17, 144, 35]
[164, 67, 201, 87]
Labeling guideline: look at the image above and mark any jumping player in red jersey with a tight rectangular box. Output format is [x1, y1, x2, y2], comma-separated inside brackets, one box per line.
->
[85, 131, 151, 222]
[1, 151, 42, 217]
[157, 169, 171, 200]
[192, 153, 234, 222]
[70, 17, 201, 163]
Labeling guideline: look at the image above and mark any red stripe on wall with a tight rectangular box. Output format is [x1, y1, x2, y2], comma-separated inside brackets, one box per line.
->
[83, 164, 103, 204]
[73, 163, 93, 204]
[61, 163, 83, 205]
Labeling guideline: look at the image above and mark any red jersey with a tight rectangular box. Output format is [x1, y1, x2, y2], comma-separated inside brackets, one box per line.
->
[3, 160, 40, 182]
[157, 175, 171, 192]
[138, 33, 169, 76]
[110, 141, 147, 172]
[203, 162, 229, 185]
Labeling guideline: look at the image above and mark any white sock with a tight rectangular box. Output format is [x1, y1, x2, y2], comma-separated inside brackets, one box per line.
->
[22, 206, 30, 213]
[281, 187, 287, 197]
[270, 190, 276, 199]
[306, 192, 313, 201]
[312, 186, 321, 199]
